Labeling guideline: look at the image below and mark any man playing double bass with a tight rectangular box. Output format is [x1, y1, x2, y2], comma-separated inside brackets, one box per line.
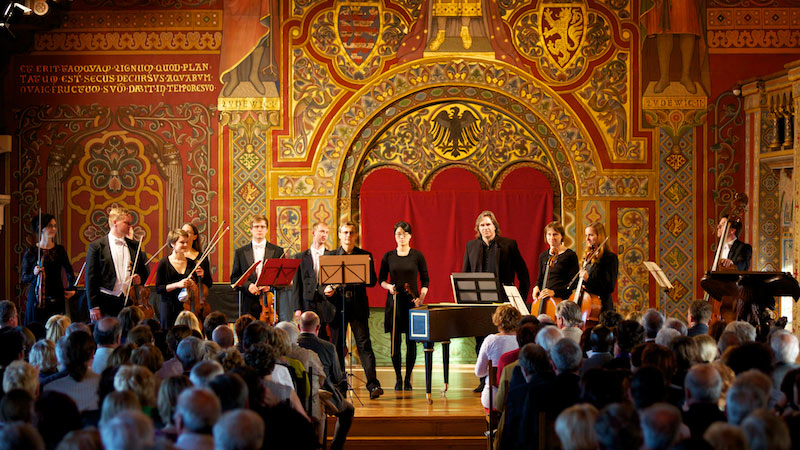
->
[716, 215, 752, 271]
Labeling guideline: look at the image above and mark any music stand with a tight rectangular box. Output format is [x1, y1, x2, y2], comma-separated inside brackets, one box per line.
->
[644, 261, 673, 315]
[450, 272, 502, 304]
[256, 258, 300, 323]
[319, 254, 371, 406]
[231, 260, 260, 318]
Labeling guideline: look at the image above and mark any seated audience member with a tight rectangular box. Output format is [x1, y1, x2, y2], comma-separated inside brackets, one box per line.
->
[640, 403, 683, 450]
[670, 336, 699, 386]
[664, 317, 687, 336]
[189, 360, 224, 388]
[100, 409, 155, 450]
[173, 387, 220, 450]
[114, 365, 158, 413]
[99, 390, 141, 427]
[580, 368, 627, 410]
[1, 389, 34, 423]
[581, 325, 614, 375]
[708, 320, 727, 342]
[271, 327, 309, 403]
[726, 370, 770, 425]
[29, 339, 58, 382]
[216, 347, 245, 372]
[158, 325, 192, 379]
[724, 342, 774, 376]
[475, 304, 521, 410]
[174, 311, 202, 337]
[655, 327, 680, 347]
[234, 314, 256, 353]
[43, 330, 100, 412]
[594, 403, 643, 450]
[130, 343, 165, 375]
[682, 364, 726, 440]
[126, 324, 154, 347]
[740, 409, 791, 450]
[0, 421, 45, 450]
[717, 331, 740, 356]
[3, 360, 39, 398]
[555, 403, 599, 450]
[694, 334, 718, 363]
[642, 309, 665, 342]
[537, 314, 555, 325]
[606, 319, 645, 370]
[245, 342, 308, 420]
[212, 325, 234, 349]
[202, 340, 222, 362]
[496, 316, 539, 377]
[202, 311, 228, 340]
[117, 306, 144, 344]
[208, 373, 248, 412]
[631, 366, 667, 410]
[535, 325, 563, 354]
[55, 429, 103, 450]
[45, 315, 71, 343]
[687, 300, 712, 337]
[19, 327, 35, 361]
[157, 375, 193, 441]
[598, 310, 622, 329]
[703, 422, 748, 450]
[66, 322, 91, 337]
[241, 320, 268, 352]
[770, 330, 799, 389]
[34, 391, 82, 449]
[779, 367, 800, 414]
[297, 311, 353, 450]
[0, 300, 19, 329]
[710, 361, 735, 410]
[524, 339, 582, 424]
[92, 317, 121, 374]
[213, 409, 264, 450]
[555, 301, 583, 343]
[0, 327, 25, 390]
[641, 344, 683, 407]
[724, 321, 756, 344]
[106, 343, 135, 370]
[495, 322, 540, 410]
[176, 336, 205, 374]
[500, 343, 555, 449]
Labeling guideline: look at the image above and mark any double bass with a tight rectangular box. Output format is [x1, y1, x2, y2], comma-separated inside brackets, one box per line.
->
[567, 237, 607, 329]
[530, 253, 561, 320]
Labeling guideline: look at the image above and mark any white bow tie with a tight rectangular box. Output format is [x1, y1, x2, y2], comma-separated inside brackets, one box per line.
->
[114, 239, 127, 246]
[253, 243, 265, 250]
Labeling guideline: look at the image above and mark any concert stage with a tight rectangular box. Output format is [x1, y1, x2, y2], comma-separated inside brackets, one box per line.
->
[329, 364, 487, 449]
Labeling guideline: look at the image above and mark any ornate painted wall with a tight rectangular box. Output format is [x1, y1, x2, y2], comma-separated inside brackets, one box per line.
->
[2, 0, 800, 321]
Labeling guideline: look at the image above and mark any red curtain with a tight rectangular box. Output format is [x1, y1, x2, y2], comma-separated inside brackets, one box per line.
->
[360, 167, 553, 307]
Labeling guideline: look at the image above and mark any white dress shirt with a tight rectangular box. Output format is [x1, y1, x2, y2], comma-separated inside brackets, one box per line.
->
[100, 233, 130, 297]
[721, 238, 737, 261]
[252, 239, 266, 278]
[310, 244, 325, 275]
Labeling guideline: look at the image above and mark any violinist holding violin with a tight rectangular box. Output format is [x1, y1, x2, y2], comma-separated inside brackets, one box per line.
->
[21, 213, 76, 325]
[230, 215, 284, 318]
[156, 229, 204, 330]
[572, 222, 619, 313]
[532, 221, 578, 302]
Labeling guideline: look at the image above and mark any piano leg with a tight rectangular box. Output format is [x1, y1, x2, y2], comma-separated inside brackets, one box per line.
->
[424, 341, 434, 404]
[441, 340, 450, 396]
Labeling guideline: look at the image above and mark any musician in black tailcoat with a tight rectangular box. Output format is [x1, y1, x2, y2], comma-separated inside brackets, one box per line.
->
[323, 221, 383, 400]
[230, 214, 284, 318]
[292, 222, 334, 340]
[462, 210, 530, 392]
[716, 215, 752, 271]
[85, 207, 150, 321]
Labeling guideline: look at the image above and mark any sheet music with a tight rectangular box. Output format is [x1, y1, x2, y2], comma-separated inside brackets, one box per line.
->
[644, 261, 673, 290]
[503, 285, 529, 315]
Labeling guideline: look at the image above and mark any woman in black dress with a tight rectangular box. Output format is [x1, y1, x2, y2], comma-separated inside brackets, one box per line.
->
[531, 221, 578, 302]
[21, 214, 76, 325]
[181, 223, 213, 290]
[378, 221, 429, 390]
[577, 222, 619, 312]
[155, 229, 202, 330]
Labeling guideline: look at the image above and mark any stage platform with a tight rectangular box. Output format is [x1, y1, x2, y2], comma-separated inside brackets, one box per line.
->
[327, 364, 487, 449]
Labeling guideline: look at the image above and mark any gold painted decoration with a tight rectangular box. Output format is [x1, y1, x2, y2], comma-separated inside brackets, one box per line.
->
[540, 3, 586, 70]
[429, 104, 482, 160]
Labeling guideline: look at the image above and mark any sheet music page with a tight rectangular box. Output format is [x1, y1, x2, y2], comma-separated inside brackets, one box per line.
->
[503, 286, 529, 315]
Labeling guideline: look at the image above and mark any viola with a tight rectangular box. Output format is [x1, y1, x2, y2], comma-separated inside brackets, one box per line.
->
[185, 274, 211, 323]
[530, 252, 561, 321]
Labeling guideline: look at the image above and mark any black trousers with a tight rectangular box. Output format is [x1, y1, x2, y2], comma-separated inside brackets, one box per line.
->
[329, 309, 380, 390]
[97, 292, 126, 319]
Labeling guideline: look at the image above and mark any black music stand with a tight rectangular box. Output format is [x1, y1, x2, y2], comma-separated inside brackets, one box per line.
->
[256, 258, 300, 323]
[232, 260, 261, 318]
[319, 254, 371, 406]
[450, 272, 502, 304]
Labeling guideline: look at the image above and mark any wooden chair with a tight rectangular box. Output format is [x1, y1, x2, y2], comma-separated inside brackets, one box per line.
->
[486, 359, 500, 449]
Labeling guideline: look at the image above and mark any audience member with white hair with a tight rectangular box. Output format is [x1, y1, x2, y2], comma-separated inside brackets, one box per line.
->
[642, 309, 665, 342]
[190, 360, 225, 388]
[173, 387, 221, 450]
[682, 363, 726, 440]
[99, 409, 154, 450]
[212, 409, 264, 450]
[770, 330, 799, 389]
[535, 325, 563, 354]
[663, 318, 688, 336]
[655, 327, 680, 347]
[640, 403, 684, 450]
[724, 321, 756, 345]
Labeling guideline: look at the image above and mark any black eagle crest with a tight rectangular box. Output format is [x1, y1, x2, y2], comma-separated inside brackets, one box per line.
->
[430, 107, 481, 158]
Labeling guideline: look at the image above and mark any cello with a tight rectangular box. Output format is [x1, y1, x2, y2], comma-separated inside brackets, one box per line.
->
[530, 253, 561, 321]
[703, 193, 748, 324]
[567, 236, 607, 329]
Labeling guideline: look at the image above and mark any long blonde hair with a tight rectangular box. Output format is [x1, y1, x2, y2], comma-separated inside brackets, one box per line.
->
[583, 222, 607, 264]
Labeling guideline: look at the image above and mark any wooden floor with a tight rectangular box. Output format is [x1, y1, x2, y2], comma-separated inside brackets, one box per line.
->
[328, 363, 488, 449]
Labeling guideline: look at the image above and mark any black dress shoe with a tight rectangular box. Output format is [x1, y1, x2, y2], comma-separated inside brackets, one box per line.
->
[473, 383, 485, 393]
[395, 380, 403, 391]
[369, 386, 384, 399]
[404, 380, 412, 391]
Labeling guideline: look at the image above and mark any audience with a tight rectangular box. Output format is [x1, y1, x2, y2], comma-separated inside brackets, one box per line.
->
[683, 364, 726, 439]
[213, 409, 264, 450]
[642, 309, 665, 342]
[92, 318, 121, 374]
[173, 387, 220, 450]
[555, 301, 583, 343]
[212, 325, 234, 349]
[555, 403, 598, 450]
[770, 330, 799, 389]
[0, 300, 19, 329]
[42, 330, 99, 412]
[595, 403, 643, 450]
[99, 409, 154, 450]
[640, 403, 684, 450]
[474, 304, 521, 410]
[687, 300, 712, 337]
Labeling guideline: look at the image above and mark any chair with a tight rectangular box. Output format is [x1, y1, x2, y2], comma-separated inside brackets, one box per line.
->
[486, 359, 501, 449]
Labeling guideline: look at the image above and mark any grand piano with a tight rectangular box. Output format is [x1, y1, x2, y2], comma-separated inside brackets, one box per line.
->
[409, 303, 501, 403]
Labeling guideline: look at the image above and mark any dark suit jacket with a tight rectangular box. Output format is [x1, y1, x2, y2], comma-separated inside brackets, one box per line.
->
[297, 332, 346, 408]
[727, 239, 752, 271]
[229, 241, 284, 303]
[683, 402, 727, 440]
[327, 246, 377, 322]
[292, 249, 334, 322]
[580, 352, 614, 376]
[85, 235, 150, 311]
[462, 236, 530, 300]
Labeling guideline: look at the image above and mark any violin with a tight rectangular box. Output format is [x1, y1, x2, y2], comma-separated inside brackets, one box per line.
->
[183, 223, 229, 323]
[704, 193, 748, 324]
[259, 290, 277, 325]
[567, 237, 607, 329]
[530, 252, 561, 320]
[125, 235, 155, 319]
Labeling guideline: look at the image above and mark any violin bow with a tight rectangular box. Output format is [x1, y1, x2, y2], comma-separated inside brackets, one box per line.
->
[124, 235, 144, 304]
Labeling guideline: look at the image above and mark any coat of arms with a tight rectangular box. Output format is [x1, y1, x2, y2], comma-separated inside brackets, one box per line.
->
[540, 4, 585, 69]
[336, 4, 381, 67]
